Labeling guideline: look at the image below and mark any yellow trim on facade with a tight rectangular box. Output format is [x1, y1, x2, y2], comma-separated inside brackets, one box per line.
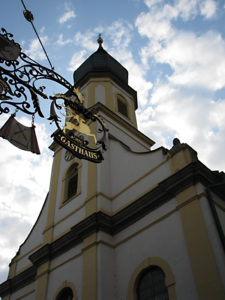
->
[82, 233, 98, 300]
[130, 96, 137, 127]
[43, 146, 62, 244]
[86, 158, 97, 217]
[176, 192, 206, 210]
[168, 148, 225, 299]
[127, 257, 177, 300]
[87, 81, 95, 108]
[104, 81, 114, 111]
[35, 261, 50, 300]
[168, 147, 196, 173]
[176, 186, 225, 300]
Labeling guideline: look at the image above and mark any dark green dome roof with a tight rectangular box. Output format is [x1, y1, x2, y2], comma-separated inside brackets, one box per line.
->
[73, 38, 137, 109]
[73, 43, 128, 85]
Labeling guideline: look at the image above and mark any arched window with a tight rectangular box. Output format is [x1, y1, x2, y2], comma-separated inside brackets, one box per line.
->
[137, 266, 169, 300]
[60, 161, 82, 206]
[62, 163, 79, 203]
[56, 287, 73, 300]
[117, 94, 129, 118]
[66, 164, 78, 200]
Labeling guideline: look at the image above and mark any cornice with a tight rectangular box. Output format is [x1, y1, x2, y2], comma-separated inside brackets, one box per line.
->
[0, 160, 221, 297]
[0, 266, 36, 298]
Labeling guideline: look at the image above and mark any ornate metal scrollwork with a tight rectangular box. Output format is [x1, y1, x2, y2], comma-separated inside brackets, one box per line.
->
[0, 28, 108, 162]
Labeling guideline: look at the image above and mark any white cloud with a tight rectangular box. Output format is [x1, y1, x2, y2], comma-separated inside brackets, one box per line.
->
[106, 20, 133, 49]
[156, 31, 225, 90]
[25, 35, 48, 61]
[137, 83, 225, 170]
[56, 33, 73, 46]
[134, 0, 225, 172]
[136, 10, 174, 42]
[74, 31, 100, 52]
[200, 0, 217, 19]
[144, 0, 163, 8]
[58, 10, 76, 24]
[68, 50, 87, 72]
[0, 115, 52, 282]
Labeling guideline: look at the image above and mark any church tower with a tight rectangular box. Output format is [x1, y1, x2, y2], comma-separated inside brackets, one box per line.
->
[0, 38, 225, 300]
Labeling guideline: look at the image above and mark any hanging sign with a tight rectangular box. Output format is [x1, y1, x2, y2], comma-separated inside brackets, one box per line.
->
[49, 88, 107, 163]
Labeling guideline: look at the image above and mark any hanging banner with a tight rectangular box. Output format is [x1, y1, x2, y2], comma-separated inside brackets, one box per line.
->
[0, 114, 40, 154]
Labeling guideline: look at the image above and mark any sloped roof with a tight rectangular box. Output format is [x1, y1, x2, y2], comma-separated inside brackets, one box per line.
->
[74, 43, 128, 84]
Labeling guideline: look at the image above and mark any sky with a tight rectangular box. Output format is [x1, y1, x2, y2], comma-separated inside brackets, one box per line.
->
[0, 0, 225, 284]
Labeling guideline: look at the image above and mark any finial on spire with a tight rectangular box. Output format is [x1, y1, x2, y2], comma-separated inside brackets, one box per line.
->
[97, 33, 103, 48]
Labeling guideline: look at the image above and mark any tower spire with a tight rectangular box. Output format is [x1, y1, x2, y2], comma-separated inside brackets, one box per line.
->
[97, 33, 103, 49]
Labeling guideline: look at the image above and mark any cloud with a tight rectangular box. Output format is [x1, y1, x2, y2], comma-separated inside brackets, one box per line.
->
[56, 33, 73, 46]
[137, 83, 225, 170]
[134, 0, 225, 171]
[25, 35, 49, 61]
[0, 115, 52, 282]
[68, 49, 87, 72]
[58, 10, 76, 24]
[73, 31, 100, 52]
[156, 31, 225, 90]
[200, 0, 217, 19]
[144, 0, 163, 8]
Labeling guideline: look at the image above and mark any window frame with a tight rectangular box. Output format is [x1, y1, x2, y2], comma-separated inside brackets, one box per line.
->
[116, 94, 130, 119]
[136, 265, 169, 300]
[60, 160, 82, 207]
[126, 257, 176, 300]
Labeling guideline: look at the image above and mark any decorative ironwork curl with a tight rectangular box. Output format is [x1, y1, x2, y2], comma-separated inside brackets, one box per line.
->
[0, 28, 108, 160]
[0, 28, 73, 117]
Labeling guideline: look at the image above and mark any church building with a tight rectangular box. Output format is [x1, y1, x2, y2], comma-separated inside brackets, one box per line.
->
[0, 38, 225, 300]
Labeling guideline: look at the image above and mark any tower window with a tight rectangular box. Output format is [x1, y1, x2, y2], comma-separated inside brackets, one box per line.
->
[117, 95, 129, 118]
[63, 163, 79, 203]
[67, 166, 78, 200]
[137, 266, 169, 300]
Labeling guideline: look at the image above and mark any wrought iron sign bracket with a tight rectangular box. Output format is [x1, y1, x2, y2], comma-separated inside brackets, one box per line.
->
[0, 28, 108, 162]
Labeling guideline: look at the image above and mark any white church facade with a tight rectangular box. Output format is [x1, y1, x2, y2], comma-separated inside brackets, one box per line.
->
[0, 39, 225, 300]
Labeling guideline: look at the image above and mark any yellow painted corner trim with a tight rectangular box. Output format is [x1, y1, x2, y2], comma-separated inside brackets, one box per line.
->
[44, 146, 62, 243]
[82, 234, 98, 300]
[176, 192, 206, 210]
[126, 257, 176, 300]
[176, 186, 225, 300]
